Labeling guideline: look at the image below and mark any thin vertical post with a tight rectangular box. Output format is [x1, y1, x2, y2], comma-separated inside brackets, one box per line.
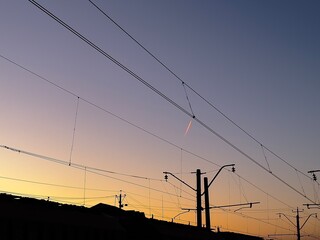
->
[196, 169, 202, 228]
[296, 208, 301, 240]
[204, 177, 211, 230]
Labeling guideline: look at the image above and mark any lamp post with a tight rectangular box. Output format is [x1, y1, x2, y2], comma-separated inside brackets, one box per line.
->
[203, 164, 235, 230]
[277, 208, 317, 240]
[163, 169, 204, 228]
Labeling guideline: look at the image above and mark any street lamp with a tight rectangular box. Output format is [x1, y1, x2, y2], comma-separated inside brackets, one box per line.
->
[163, 169, 204, 228]
[277, 208, 317, 240]
[203, 164, 235, 230]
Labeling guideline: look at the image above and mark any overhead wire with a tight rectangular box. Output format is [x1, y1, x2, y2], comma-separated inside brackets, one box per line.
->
[0, 145, 196, 203]
[1, 2, 318, 231]
[219, 207, 296, 236]
[0, 52, 312, 227]
[0, 174, 117, 192]
[0, 189, 113, 205]
[125, 189, 193, 208]
[87, 0, 316, 185]
[0, 53, 220, 170]
[28, 0, 317, 205]
[0, 53, 312, 227]
[0, 144, 160, 181]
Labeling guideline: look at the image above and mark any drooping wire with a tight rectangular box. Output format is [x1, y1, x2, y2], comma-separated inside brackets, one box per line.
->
[28, 0, 192, 119]
[0, 145, 198, 203]
[0, 145, 162, 182]
[89, 0, 189, 122]
[0, 53, 220, 169]
[0, 174, 118, 193]
[1, 47, 316, 208]
[234, 172, 294, 209]
[0, 189, 114, 206]
[69, 96, 80, 166]
[87, 0, 314, 185]
[6, 0, 320, 206]
[2, 18, 317, 202]
[88, 0, 187, 93]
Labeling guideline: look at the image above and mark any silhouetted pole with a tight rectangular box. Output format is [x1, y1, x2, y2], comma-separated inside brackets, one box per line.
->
[119, 193, 122, 209]
[204, 177, 210, 230]
[196, 169, 202, 228]
[277, 208, 317, 240]
[203, 164, 235, 230]
[163, 169, 203, 228]
[296, 208, 302, 240]
[117, 190, 127, 209]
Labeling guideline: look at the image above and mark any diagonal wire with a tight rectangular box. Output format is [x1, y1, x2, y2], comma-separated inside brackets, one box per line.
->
[0, 145, 197, 203]
[88, 0, 315, 184]
[261, 144, 272, 173]
[0, 53, 221, 170]
[69, 96, 80, 166]
[19, 0, 320, 205]
[182, 82, 195, 118]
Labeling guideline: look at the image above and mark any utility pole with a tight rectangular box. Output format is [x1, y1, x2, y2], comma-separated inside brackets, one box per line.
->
[202, 164, 235, 230]
[295, 208, 302, 240]
[116, 190, 127, 209]
[196, 169, 202, 228]
[204, 177, 210, 230]
[163, 169, 204, 228]
[277, 208, 317, 240]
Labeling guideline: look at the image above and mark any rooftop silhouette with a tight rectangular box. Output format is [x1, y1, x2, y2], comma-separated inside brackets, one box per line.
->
[0, 193, 263, 240]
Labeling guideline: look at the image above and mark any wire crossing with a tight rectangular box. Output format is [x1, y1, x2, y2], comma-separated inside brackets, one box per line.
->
[87, 0, 315, 184]
[26, 0, 320, 205]
[1, 52, 315, 222]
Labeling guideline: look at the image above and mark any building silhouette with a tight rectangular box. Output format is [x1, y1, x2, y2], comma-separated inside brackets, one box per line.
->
[0, 193, 262, 240]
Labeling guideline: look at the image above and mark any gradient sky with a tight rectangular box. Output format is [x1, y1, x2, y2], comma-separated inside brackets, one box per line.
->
[1, 0, 320, 238]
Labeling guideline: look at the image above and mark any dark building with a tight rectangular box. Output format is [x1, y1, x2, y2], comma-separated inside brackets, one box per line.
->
[0, 194, 263, 240]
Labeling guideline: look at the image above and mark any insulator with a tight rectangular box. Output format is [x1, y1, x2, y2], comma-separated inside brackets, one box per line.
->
[313, 173, 317, 181]
[164, 174, 168, 181]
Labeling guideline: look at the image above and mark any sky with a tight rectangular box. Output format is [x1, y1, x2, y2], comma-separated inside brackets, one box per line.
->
[0, 0, 320, 238]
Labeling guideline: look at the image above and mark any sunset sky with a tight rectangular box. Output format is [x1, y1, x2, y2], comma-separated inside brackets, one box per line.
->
[1, 0, 320, 238]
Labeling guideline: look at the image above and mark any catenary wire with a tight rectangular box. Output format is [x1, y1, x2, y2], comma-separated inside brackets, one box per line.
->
[0, 145, 195, 203]
[0, 53, 308, 214]
[28, 0, 317, 204]
[0, 175, 117, 192]
[0, 144, 161, 181]
[88, 0, 314, 184]
[1, 6, 318, 234]
[0, 53, 220, 169]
